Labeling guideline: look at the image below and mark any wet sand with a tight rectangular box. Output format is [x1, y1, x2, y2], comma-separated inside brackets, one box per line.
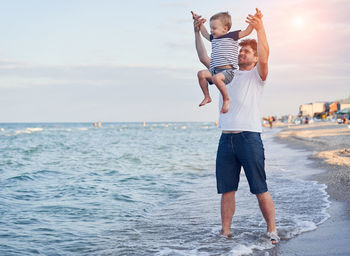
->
[271, 122, 350, 256]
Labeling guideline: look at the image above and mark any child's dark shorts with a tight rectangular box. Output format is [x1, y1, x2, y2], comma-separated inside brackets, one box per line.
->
[216, 132, 268, 195]
[209, 67, 236, 85]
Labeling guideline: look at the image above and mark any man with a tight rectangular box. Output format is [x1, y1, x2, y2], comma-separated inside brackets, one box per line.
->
[192, 9, 279, 244]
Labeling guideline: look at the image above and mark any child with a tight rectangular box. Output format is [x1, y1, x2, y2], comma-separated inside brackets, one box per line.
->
[191, 11, 254, 113]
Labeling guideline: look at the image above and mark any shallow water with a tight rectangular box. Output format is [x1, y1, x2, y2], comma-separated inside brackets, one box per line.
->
[0, 122, 329, 255]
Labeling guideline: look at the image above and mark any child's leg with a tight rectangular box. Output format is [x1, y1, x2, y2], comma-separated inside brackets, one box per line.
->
[212, 73, 230, 113]
[197, 70, 213, 107]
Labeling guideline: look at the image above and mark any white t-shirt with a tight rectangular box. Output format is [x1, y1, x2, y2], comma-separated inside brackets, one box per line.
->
[218, 67, 265, 132]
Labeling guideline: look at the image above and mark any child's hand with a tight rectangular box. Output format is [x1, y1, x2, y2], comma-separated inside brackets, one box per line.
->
[254, 8, 263, 19]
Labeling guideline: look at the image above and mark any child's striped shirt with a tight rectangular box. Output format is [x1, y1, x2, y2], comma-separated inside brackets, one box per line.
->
[209, 30, 240, 72]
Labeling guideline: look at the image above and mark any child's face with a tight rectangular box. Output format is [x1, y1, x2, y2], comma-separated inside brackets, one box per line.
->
[210, 19, 228, 38]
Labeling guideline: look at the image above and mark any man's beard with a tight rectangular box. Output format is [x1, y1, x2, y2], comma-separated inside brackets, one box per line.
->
[238, 61, 251, 68]
[238, 60, 257, 68]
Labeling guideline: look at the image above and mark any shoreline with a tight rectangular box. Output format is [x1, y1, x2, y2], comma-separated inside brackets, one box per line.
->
[270, 122, 350, 255]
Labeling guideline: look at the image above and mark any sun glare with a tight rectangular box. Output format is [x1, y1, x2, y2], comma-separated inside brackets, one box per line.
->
[292, 16, 305, 28]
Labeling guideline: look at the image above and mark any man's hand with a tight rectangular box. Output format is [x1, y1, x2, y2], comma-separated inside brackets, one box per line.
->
[191, 11, 200, 20]
[191, 11, 206, 33]
[246, 8, 264, 32]
[193, 18, 206, 33]
[191, 11, 206, 22]
[254, 8, 263, 19]
[246, 8, 269, 80]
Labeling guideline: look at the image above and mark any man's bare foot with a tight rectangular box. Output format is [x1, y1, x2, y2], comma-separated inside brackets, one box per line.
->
[220, 229, 232, 237]
[267, 231, 280, 244]
[220, 99, 230, 113]
[199, 97, 212, 107]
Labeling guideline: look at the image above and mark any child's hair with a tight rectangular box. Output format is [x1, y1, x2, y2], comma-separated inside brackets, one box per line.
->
[210, 12, 232, 30]
[239, 39, 258, 56]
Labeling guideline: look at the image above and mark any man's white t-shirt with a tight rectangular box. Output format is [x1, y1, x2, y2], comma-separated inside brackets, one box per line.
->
[218, 67, 265, 132]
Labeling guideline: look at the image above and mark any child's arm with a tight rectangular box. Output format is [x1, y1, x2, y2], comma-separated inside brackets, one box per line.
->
[238, 24, 253, 39]
[199, 25, 211, 41]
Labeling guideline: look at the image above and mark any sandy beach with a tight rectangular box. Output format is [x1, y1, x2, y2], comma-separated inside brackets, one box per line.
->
[272, 121, 350, 256]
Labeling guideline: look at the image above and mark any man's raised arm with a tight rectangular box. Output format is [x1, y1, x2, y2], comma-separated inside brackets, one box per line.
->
[246, 8, 269, 81]
[192, 11, 210, 69]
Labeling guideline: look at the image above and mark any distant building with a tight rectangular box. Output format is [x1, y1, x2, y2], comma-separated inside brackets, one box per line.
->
[338, 95, 350, 111]
[340, 104, 350, 110]
[299, 102, 325, 116]
[325, 101, 339, 114]
[299, 95, 350, 117]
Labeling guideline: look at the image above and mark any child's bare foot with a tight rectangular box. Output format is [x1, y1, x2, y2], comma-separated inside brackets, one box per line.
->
[220, 99, 230, 113]
[199, 97, 212, 107]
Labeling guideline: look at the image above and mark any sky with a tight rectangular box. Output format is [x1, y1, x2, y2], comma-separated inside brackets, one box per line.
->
[0, 0, 349, 122]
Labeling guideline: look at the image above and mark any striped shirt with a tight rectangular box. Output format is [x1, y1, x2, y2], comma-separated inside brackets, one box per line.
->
[209, 30, 240, 72]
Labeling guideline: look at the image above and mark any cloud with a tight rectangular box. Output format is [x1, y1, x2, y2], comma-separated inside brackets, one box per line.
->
[164, 41, 193, 51]
[0, 61, 197, 84]
[1, 0, 349, 121]
[159, 1, 190, 8]
[0, 61, 218, 122]
[264, 0, 350, 66]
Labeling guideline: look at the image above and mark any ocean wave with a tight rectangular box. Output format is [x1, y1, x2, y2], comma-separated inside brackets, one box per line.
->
[14, 127, 43, 135]
[117, 153, 142, 163]
[280, 220, 317, 239]
[228, 242, 274, 256]
[112, 193, 135, 203]
[6, 175, 34, 182]
[0, 122, 335, 256]
[31, 169, 62, 177]
[23, 145, 43, 154]
[155, 238, 275, 256]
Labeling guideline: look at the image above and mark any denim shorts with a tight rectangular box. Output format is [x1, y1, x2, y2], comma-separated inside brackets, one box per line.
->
[209, 67, 235, 85]
[216, 132, 268, 194]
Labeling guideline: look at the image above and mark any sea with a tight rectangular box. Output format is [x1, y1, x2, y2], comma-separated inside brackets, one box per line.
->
[0, 122, 330, 256]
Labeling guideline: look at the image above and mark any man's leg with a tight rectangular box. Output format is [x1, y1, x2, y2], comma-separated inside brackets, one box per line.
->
[256, 192, 278, 243]
[197, 69, 212, 106]
[235, 132, 278, 243]
[212, 73, 230, 113]
[221, 191, 236, 236]
[216, 133, 241, 237]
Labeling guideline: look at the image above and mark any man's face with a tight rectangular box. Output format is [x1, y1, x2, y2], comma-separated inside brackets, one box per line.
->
[238, 46, 258, 68]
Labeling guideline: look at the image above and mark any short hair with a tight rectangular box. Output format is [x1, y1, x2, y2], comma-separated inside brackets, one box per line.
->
[210, 12, 232, 30]
[239, 39, 258, 56]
